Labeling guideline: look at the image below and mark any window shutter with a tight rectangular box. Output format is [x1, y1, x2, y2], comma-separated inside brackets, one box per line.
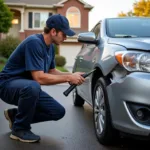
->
[28, 12, 33, 28]
[49, 12, 53, 16]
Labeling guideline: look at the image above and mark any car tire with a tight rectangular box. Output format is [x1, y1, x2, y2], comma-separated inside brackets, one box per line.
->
[72, 88, 85, 107]
[93, 77, 119, 145]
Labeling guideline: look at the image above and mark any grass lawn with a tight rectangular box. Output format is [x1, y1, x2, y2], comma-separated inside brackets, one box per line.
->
[0, 63, 68, 72]
[0, 64, 4, 71]
[56, 66, 68, 72]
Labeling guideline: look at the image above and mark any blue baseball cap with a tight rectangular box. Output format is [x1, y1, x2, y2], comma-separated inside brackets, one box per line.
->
[46, 14, 75, 36]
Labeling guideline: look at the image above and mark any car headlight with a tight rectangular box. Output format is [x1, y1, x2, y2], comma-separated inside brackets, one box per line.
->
[115, 51, 150, 72]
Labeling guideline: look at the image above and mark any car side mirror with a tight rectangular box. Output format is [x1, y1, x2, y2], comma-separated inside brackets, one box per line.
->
[78, 32, 98, 45]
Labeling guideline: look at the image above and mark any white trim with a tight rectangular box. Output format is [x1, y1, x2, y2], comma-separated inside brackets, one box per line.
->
[57, 0, 68, 5]
[56, 0, 93, 9]
[84, 5, 93, 8]
[5, 3, 54, 8]
[53, 4, 64, 7]
[6, 1, 93, 9]
[20, 11, 24, 32]
[25, 28, 43, 30]
[78, 0, 88, 5]
[8, 7, 24, 13]
[5, 2, 26, 6]
[26, 4, 53, 8]
[78, 0, 93, 8]
[66, 7, 81, 28]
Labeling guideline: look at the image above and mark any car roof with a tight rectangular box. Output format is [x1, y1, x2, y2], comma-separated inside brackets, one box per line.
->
[91, 17, 150, 30]
[105, 17, 150, 20]
[97, 17, 150, 24]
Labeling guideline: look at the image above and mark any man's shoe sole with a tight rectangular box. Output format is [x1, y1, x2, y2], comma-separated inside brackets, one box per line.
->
[4, 109, 12, 130]
[10, 134, 40, 143]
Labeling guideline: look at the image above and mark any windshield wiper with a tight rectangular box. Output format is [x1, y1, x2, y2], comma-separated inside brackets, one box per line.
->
[116, 35, 138, 38]
[123, 35, 136, 38]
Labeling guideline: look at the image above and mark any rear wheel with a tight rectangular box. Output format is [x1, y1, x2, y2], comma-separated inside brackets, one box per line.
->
[93, 77, 119, 145]
[72, 88, 85, 107]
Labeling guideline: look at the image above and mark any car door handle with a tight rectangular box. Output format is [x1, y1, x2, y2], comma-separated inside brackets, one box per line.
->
[75, 57, 83, 60]
[79, 56, 83, 60]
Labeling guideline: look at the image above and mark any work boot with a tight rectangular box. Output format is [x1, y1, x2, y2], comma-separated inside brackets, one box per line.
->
[10, 130, 41, 143]
[4, 108, 17, 130]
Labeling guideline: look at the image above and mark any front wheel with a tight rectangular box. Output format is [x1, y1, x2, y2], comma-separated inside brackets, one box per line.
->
[93, 77, 119, 145]
[72, 88, 85, 107]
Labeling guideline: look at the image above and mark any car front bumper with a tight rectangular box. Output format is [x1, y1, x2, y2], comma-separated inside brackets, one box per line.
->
[107, 72, 150, 136]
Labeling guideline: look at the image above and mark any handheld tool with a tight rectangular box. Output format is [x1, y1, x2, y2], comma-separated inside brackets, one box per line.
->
[63, 69, 96, 97]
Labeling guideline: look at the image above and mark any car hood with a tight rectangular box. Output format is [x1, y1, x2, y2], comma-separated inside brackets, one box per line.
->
[108, 38, 150, 51]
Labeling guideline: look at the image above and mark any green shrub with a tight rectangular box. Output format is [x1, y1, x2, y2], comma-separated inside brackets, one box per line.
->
[0, 35, 21, 58]
[0, 56, 7, 64]
[54, 44, 59, 54]
[55, 55, 66, 67]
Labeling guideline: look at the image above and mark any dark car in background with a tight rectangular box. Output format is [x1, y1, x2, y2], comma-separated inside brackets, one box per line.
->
[72, 17, 150, 145]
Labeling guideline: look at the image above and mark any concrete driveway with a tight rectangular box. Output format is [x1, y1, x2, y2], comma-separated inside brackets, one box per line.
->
[0, 84, 150, 150]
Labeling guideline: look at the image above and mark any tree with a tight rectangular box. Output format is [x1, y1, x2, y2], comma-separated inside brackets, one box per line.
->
[134, 0, 150, 16]
[118, 0, 150, 17]
[0, 0, 13, 33]
[118, 11, 127, 17]
[118, 11, 134, 17]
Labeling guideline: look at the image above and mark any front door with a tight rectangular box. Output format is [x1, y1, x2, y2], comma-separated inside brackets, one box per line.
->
[77, 23, 101, 104]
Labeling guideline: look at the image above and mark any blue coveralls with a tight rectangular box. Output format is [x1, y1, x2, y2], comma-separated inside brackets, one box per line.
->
[0, 34, 65, 131]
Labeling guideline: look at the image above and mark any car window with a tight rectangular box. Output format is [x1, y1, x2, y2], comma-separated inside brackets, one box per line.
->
[91, 23, 100, 39]
[85, 23, 100, 47]
[106, 18, 150, 38]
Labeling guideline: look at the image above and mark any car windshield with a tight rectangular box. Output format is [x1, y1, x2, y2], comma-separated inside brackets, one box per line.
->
[106, 18, 150, 38]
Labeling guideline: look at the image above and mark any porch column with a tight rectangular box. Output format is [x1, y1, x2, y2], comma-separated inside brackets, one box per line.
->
[20, 10, 24, 32]
[19, 9, 25, 40]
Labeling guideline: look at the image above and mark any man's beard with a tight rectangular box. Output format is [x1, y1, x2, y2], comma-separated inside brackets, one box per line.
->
[51, 39, 60, 45]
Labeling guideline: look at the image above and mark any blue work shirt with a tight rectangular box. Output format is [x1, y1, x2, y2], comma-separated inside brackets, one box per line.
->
[0, 34, 55, 85]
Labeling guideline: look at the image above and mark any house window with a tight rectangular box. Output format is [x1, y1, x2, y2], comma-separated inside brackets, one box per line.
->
[66, 7, 81, 28]
[34, 13, 40, 28]
[33, 12, 49, 29]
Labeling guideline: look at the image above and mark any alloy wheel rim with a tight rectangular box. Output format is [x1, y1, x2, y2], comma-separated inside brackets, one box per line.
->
[94, 86, 105, 135]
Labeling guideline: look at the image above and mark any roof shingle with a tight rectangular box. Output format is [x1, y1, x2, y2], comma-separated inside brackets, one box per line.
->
[4, 0, 93, 9]
[4, 0, 61, 5]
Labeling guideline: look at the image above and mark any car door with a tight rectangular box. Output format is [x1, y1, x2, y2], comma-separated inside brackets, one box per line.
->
[77, 24, 101, 103]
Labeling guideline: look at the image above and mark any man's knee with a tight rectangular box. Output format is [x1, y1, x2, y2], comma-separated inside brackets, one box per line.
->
[54, 106, 66, 121]
[59, 106, 66, 119]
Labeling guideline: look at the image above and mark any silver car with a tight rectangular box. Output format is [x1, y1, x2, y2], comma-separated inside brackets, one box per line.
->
[72, 17, 150, 145]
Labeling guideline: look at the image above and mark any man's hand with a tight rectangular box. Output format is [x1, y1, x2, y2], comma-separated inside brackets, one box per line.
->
[69, 72, 85, 85]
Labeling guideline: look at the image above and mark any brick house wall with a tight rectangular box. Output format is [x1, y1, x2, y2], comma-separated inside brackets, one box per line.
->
[57, 0, 89, 32]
